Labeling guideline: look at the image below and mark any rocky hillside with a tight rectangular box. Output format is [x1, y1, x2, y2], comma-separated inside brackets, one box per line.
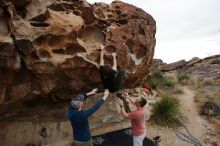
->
[153, 55, 220, 115]
[154, 55, 220, 82]
[144, 55, 220, 146]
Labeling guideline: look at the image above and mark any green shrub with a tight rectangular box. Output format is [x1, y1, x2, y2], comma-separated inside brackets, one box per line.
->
[148, 70, 176, 90]
[210, 59, 220, 64]
[162, 79, 175, 89]
[177, 71, 190, 83]
[151, 95, 181, 126]
[149, 79, 159, 89]
[152, 70, 164, 80]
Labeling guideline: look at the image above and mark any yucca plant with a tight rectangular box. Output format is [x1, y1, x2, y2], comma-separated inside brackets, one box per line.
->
[151, 95, 181, 126]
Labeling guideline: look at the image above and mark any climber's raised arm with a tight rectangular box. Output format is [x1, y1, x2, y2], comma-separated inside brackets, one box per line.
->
[99, 44, 105, 66]
[112, 52, 117, 71]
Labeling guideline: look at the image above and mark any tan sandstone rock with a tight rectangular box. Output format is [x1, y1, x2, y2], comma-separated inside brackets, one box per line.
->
[0, 1, 156, 145]
[0, 0, 156, 104]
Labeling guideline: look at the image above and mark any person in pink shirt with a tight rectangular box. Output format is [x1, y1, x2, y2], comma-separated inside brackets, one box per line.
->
[119, 93, 150, 146]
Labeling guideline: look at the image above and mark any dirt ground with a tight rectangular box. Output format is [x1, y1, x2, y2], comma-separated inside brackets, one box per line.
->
[0, 86, 219, 146]
[146, 86, 220, 146]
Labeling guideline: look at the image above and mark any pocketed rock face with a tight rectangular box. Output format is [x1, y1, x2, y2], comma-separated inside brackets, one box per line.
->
[0, 0, 156, 104]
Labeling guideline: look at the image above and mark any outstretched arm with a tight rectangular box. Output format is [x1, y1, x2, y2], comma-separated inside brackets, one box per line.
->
[112, 52, 117, 71]
[119, 99, 129, 118]
[86, 88, 98, 96]
[121, 106, 129, 118]
[119, 99, 138, 120]
[125, 92, 135, 105]
[80, 88, 98, 101]
[100, 44, 105, 66]
[84, 89, 109, 117]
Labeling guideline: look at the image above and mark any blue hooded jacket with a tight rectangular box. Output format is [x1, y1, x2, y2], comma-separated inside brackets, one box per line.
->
[67, 94, 105, 141]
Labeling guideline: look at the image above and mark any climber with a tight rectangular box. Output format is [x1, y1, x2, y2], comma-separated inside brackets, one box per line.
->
[67, 88, 109, 146]
[98, 44, 125, 93]
[118, 92, 150, 146]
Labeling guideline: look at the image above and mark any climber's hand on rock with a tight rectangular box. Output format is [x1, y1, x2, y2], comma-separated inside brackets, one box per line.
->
[112, 52, 116, 57]
[100, 44, 105, 50]
[90, 88, 98, 95]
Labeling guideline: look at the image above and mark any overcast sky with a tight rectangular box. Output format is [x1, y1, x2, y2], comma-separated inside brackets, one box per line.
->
[87, 0, 220, 63]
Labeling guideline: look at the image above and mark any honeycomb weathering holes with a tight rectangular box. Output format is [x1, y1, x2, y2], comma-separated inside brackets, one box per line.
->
[52, 49, 65, 54]
[78, 27, 105, 44]
[17, 39, 34, 55]
[30, 22, 49, 27]
[66, 44, 86, 55]
[136, 45, 147, 59]
[138, 26, 145, 35]
[47, 35, 62, 47]
[48, 4, 65, 11]
[126, 40, 147, 59]
[31, 11, 50, 22]
[105, 45, 116, 53]
[0, 0, 156, 105]
[0, 19, 9, 36]
[37, 49, 51, 58]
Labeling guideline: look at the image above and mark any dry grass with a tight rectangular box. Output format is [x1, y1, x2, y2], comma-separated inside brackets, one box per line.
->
[189, 78, 220, 104]
[177, 70, 190, 84]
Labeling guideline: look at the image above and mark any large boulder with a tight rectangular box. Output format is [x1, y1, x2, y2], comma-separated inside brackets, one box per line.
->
[0, 0, 156, 104]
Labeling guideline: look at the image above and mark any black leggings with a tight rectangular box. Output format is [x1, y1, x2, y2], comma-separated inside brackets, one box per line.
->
[113, 70, 125, 92]
[99, 66, 125, 93]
